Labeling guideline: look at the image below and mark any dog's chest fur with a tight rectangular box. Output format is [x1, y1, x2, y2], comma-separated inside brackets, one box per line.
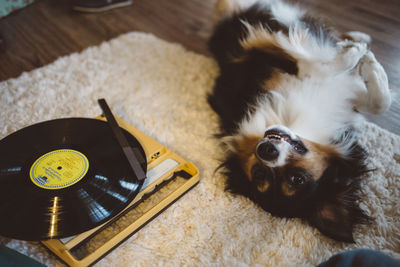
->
[240, 73, 365, 145]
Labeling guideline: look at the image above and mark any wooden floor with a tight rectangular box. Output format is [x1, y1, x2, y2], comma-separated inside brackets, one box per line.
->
[0, 0, 399, 134]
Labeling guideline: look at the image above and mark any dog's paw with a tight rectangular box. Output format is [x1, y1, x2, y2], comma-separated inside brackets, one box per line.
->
[335, 41, 368, 72]
[341, 31, 371, 44]
[358, 51, 391, 114]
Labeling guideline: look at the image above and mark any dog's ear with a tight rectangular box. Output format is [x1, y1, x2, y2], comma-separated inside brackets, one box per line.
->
[308, 193, 367, 243]
[308, 147, 371, 242]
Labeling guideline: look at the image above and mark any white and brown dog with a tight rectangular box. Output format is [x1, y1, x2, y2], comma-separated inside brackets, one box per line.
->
[208, 0, 392, 242]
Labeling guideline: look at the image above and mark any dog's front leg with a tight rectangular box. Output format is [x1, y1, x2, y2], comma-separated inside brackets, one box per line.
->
[354, 51, 392, 114]
[331, 40, 368, 74]
[296, 39, 368, 79]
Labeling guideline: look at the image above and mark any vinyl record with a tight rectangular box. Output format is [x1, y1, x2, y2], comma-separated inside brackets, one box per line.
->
[0, 118, 146, 241]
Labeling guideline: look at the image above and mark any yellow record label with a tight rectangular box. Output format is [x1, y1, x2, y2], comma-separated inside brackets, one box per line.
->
[30, 149, 89, 190]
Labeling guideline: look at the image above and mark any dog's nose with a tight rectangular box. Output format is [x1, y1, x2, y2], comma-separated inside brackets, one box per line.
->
[256, 141, 279, 161]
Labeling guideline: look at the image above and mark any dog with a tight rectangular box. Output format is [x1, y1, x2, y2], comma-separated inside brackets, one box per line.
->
[208, 0, 392, 242]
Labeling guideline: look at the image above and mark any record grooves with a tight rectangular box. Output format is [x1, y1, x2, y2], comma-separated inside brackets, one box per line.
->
[0, 118, 146, 241]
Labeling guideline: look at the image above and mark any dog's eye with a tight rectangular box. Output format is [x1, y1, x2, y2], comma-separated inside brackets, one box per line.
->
[291, 140, 307, 154]
[289, 175, 305, 186]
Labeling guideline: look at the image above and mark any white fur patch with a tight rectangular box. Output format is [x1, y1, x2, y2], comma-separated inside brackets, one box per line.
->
[270, 1, 304, 26]
[238, 72, 366, 148]
[240, 12, 339, 79]
[274, 23, 337, 63]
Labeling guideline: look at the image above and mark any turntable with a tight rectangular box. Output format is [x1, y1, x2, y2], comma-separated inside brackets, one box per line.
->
[0, 99, 200, 266]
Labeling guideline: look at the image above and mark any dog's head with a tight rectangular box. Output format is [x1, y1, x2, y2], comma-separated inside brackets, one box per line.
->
[221, 125, 371, 242]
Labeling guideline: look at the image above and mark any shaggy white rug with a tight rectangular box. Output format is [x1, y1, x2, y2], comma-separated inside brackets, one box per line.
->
[0, 32, 399, 266]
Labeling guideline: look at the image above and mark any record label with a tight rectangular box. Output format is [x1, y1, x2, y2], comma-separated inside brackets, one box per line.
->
[29, 149, 89, 190]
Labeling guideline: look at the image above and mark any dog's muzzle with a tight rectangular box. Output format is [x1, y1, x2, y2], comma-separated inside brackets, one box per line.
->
[256, 141, 279, 161]
[256, 127, 308, 163]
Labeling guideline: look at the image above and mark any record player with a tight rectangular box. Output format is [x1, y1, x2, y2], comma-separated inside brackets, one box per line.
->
[0, 99, 200, 266]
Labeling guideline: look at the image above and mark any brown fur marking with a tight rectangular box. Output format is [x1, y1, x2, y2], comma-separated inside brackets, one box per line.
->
[292, 139, 339, 181]
[281, 181, 296, 196]
[262, 70, 285, 90]
[234, 136, 261, 181]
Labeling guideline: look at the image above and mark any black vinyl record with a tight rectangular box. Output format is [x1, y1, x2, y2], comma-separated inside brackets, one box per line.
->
[0, 118, 146, 241]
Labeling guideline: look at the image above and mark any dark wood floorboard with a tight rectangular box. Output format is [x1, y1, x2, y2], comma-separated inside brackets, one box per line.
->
[0, 0, 399, 134]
